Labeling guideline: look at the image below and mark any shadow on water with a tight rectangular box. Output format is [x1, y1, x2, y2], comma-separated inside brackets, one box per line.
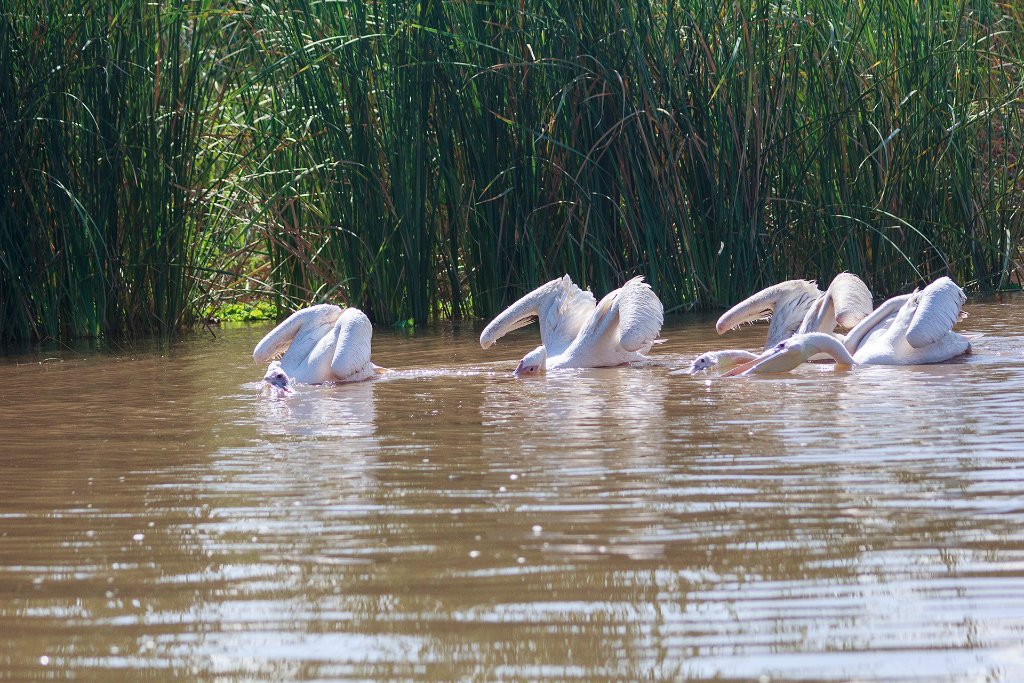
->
[1, 298, 1024, 680]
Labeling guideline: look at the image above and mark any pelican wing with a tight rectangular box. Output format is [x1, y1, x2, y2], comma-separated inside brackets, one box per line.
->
[546, 276, 598, 351]
[329, 308, 374, 380]
[479, 289, 543, 349]
[797, 273, 874, 336]
[906, 277, 966, 349]
[764, 286, 820, 349]
[615, 276, 665, 352]
[563, 276, 662, 364]
[828, 273, 873, 329]
[253, 304, 342, 363]
[479, 275, 595, 353]
[716, 279, 821, 350]
[843, 294, 911, 354]
[796, 293, 835, 335]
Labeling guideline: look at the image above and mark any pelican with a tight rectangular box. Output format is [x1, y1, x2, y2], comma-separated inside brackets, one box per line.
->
[253, 304, 385, 385]
[480, 275, 665, 376]
[682, 273, 873, 374]
[723, 276, 970, 375]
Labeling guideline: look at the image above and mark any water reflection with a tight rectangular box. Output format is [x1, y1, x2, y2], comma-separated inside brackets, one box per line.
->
[252, 380, 378, 443]
[479, 366, 670, 455]
[1, 300, 1024, 680]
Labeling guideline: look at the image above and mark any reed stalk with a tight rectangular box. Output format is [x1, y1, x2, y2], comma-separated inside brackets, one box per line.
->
[2, 0, 1021, 340]
[241, 0, 1023, 324]
[0, 0, 233, 341]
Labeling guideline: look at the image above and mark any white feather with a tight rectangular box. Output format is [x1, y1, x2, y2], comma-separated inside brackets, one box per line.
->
[795, 273, 873, 343]
[766, 289, 819, 348]
[546, 275, 599, 352]
[827, 273, 874, 329]
[716, 279, 821, 351]
[329, 308, 375, 381]
[615, 276, 665, 353]
[253, 304, 342, 365]
[843, 294, 911, 354]
[905, 277, 966, 349]
[479, 275, 596, 355]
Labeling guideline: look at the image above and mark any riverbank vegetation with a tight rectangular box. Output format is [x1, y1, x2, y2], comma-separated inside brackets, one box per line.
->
[2, 0, 1022, 341]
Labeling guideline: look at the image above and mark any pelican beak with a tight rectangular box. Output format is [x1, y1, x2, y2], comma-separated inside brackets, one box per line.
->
[721, 346, 796, 377]
[264, 380, 293, 396]
[513, 360, 529, 378]
[262, 370, 294, 395]
[720, 357, 759, 377]
[513, 360, 544, 378]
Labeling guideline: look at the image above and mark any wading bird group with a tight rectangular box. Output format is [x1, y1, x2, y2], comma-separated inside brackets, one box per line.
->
[253, 273, 972, 394]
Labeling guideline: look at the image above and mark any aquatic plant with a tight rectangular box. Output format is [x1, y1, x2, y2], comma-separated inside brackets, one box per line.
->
[0, 0, 234, 341]
[2, 0, 1022, 340]
[240, 0, 1024, 325]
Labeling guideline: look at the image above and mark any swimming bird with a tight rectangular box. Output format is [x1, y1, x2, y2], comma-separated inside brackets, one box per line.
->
[723, 276, 970, 376]
[253, 305, 384, 385]
[480, 275, 664, 376]
[682, 273, 873, 374]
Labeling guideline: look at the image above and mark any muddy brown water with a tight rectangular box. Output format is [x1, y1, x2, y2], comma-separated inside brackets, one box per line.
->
[2, 297, 1024, 681]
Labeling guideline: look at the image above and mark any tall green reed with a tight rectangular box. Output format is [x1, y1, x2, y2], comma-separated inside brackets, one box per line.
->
[0, 0, 231, 341]
[242, 0, 1023, 323]
[3, 0, 1022, 341]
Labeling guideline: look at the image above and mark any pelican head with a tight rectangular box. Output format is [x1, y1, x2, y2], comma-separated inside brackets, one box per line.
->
[514, 345, 547, 377]
[263, 361, 293, 395]
[686, 352, 718, 374]
[675, 349, 759, 375]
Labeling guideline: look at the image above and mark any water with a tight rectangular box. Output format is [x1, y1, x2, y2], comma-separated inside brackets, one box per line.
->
[2, 297, 1024, 681]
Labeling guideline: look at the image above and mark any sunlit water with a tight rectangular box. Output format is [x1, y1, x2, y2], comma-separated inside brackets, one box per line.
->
[2, 297, 1024, 681]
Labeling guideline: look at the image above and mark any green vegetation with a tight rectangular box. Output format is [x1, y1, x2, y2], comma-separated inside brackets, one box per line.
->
[0, 0, 238, 341]
[2, 0, 1022, 341]
[203, 301, 278, 324]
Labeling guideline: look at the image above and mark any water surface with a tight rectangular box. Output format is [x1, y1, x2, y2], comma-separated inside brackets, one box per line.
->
[2, 297, 1024, 681]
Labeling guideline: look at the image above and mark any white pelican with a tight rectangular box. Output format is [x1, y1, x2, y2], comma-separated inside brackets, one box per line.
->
[682, 273, 873, 374]
[723, 276, 970, 375]
[480, 275, 664, 376]
[253, 304, 385, 386]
